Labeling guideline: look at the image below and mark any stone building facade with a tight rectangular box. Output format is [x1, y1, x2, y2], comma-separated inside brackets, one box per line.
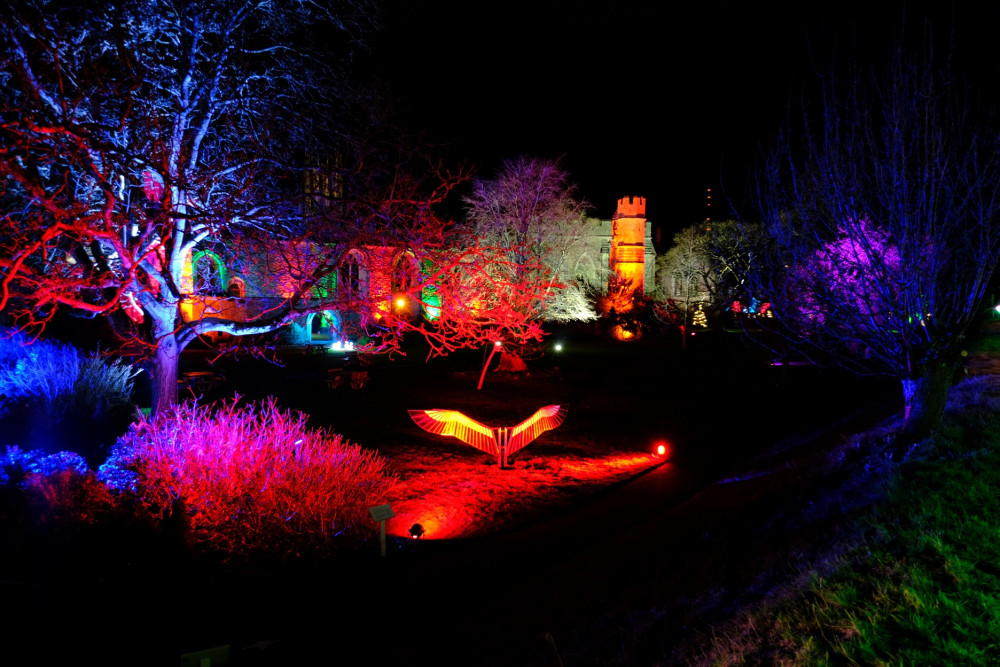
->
[180, 195, 656, 344]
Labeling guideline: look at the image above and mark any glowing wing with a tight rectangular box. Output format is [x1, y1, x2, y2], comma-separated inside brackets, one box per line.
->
[507, 405, 568, 456]
[408, 409, 500, 456]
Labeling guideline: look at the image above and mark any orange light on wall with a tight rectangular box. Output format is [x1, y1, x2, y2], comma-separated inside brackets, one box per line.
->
[612, 325, 636, 341]
[179, 248, 194, 294]
[180, 295, 246, 324]
[609, 196, 647, 304]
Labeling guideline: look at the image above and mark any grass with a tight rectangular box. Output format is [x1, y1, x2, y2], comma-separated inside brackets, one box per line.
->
[678, 343, 1000, 666]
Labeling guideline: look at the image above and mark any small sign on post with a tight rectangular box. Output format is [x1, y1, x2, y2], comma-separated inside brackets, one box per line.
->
[369, 503, 395, 557]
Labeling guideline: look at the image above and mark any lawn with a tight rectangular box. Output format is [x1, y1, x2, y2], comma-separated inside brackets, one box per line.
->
[1, 326, 907, 665]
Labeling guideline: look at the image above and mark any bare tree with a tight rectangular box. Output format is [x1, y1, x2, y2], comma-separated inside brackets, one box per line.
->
[703, 219, 773, 309]
[0, 0, 399, 413]
[463, 156, 594, 326]
[752, 51, 1000, 439]
[655, 225, 716, 311]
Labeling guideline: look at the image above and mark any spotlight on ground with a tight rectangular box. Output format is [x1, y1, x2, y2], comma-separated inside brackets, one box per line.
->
[654, 441, 669, 457]
[554, 342, 563, 352]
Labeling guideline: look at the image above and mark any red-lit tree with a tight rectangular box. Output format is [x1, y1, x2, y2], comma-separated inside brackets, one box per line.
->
[386, 234, 555, 389]
[460, 156, 593, 375]
[0, 1, 561, 411]
[752, 51, 1000, 439]
[0, 0, 387, 413]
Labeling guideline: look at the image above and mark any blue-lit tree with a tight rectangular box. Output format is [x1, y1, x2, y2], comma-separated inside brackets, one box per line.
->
[752, 52, 1000, 439]
[0, 1, 495, 415]
[0, 0, 562, 412]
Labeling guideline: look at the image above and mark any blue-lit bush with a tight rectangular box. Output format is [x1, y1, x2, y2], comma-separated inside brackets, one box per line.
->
[0, 331, 78, 417]
[0, 330, 139, 459]
[0, 446, 89, 486]
[0, 330, 138, 422]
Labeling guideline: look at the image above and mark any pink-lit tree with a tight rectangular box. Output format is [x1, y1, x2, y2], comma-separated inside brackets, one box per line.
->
[752, 51, 1000, 439]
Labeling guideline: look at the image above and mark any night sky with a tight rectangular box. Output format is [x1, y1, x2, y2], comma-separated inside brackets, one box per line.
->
[369, 1, 999, 238]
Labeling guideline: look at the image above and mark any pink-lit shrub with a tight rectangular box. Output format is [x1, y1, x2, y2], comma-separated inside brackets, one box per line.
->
[99, 398, 396, 559]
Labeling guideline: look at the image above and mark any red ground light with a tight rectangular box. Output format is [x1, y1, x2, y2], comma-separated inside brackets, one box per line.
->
[384, 451, 660, 540]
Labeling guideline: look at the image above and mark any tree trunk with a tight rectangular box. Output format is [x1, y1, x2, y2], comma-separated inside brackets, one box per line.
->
[901, 363, 954, 441]
[477, 343, 501, 391]
[151, 331, 181, 415]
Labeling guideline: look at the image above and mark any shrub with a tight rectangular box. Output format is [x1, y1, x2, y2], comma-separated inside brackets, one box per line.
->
[21, 468, 119, 527]
[1, 446, 89, 486]
[73, 354, 139, 419]
[0, 330, 138, 422]
[99, 397, 397, 560]
[0, 331, 79, 417]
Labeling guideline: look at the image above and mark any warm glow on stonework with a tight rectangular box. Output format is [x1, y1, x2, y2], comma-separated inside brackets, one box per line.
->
[612, 325, 636, 341]
[609, 196, 647, 300]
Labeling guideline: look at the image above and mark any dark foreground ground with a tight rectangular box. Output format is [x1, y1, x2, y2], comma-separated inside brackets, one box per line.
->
[3, 327, 900, 665]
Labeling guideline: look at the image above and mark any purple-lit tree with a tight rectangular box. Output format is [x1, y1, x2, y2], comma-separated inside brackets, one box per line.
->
[752, 52, 1000, 439]
[785, 218, 906, 330]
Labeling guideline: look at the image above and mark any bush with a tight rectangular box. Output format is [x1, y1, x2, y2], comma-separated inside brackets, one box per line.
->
[0, 330, 138, 422]
[99, 397, 397, 560]
[0, 446, 89, 485]
[0, 331, 79, 417]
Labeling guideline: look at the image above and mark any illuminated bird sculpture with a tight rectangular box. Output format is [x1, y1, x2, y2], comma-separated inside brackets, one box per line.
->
[408, 405, 568, 468]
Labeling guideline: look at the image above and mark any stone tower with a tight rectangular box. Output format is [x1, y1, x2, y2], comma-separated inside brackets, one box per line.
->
[609, 195, 649, 293]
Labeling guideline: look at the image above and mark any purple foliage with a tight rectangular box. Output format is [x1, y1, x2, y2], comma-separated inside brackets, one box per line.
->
[788, 218, 906, 331]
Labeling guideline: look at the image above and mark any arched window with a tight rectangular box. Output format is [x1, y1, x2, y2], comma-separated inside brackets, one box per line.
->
[340, 251, 367, 297]
[193, 251, 227, 296]
[391, 252, 420, 320]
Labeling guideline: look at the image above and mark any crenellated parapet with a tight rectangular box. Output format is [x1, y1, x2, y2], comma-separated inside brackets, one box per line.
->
[609, 195, 651, 296]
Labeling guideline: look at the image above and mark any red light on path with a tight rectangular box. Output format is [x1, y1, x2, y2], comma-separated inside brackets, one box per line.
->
[657, 444, 666, 456]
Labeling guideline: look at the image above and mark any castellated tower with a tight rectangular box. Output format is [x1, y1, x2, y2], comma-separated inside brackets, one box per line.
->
[609, 195, 649, 293]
